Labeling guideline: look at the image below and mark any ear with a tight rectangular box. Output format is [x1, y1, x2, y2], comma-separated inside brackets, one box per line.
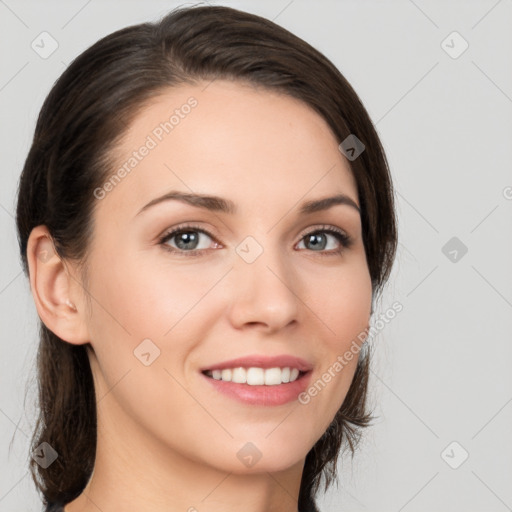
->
[26, 225, 90, 345]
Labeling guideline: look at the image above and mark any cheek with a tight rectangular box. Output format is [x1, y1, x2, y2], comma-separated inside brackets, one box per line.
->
[297, 260, 372, 428]
[308, 260, 372, 346]
[84, 255, 210, 432]
[91, 249, 225, 339]
[85, 251, 231, 401]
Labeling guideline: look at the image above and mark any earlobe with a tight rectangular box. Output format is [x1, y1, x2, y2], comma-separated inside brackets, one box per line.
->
[27, 225, 89, 345]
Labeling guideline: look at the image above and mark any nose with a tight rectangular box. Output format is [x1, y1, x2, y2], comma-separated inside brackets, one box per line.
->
[226, 243, 300, 333]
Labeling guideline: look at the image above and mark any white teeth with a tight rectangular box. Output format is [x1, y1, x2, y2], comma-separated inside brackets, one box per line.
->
[247, 367, 265, 385]
[221, 368, 232, 381]
[264, 367, 282, 385]
[232, 367, 246, 383]
[206, 366, 303, 385]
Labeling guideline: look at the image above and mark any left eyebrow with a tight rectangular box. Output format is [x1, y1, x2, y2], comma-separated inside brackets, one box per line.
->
[134, 190, 360, 218]
[299, 194, 360, 215]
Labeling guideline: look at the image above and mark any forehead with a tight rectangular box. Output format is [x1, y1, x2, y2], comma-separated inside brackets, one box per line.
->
[97, 79, 358, 219]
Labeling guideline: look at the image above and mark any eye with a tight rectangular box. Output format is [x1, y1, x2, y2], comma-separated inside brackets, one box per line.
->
[296, 225, 352, 256]
[159, 223, 220, 257]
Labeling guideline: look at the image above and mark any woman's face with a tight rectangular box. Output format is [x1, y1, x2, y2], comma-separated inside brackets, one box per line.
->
[80, 79, 372, 474]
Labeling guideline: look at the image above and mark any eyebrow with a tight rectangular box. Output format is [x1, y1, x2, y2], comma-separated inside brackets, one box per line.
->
[135, 190, 360, 217]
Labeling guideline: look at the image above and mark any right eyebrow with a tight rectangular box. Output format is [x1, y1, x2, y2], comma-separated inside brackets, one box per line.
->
[135, 191, 237, 218]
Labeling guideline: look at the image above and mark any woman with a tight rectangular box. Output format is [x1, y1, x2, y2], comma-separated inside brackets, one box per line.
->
[16, 5, 397, 512]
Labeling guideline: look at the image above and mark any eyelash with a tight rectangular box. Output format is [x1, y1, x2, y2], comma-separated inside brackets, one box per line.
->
[158, 222, 353, 258]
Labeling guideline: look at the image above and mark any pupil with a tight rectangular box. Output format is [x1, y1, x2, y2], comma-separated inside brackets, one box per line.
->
[177, 231, 198, 250]
[307, 233, 326, 250]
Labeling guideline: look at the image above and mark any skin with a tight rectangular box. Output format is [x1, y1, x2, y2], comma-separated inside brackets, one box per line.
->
[28, 79, 372, 512]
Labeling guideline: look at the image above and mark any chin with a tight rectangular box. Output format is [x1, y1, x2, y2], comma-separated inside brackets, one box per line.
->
[204, 435, 313, 475]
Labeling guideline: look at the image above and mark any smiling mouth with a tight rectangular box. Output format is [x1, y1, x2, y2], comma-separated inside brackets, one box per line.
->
[202, 367, 308, 386]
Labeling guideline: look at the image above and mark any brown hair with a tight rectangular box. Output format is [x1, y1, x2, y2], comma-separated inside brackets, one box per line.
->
[15, 5, 397, 511]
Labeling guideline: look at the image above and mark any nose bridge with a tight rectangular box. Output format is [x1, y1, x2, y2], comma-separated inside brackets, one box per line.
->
[228, 234, 300, 329]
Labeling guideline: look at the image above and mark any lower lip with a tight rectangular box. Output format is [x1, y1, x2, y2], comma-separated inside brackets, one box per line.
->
[201, 371, 312, 406]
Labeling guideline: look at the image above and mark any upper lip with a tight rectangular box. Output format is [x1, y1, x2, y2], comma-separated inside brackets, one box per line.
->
[201, 354, 313, 373]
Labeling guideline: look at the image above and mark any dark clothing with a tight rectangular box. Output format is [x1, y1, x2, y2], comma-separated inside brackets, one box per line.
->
[45, 499, 319, 511]
[45, 503, 65, 512]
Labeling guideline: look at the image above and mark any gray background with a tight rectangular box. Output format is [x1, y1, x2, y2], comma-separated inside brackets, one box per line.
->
[1, 0, 511, 510]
